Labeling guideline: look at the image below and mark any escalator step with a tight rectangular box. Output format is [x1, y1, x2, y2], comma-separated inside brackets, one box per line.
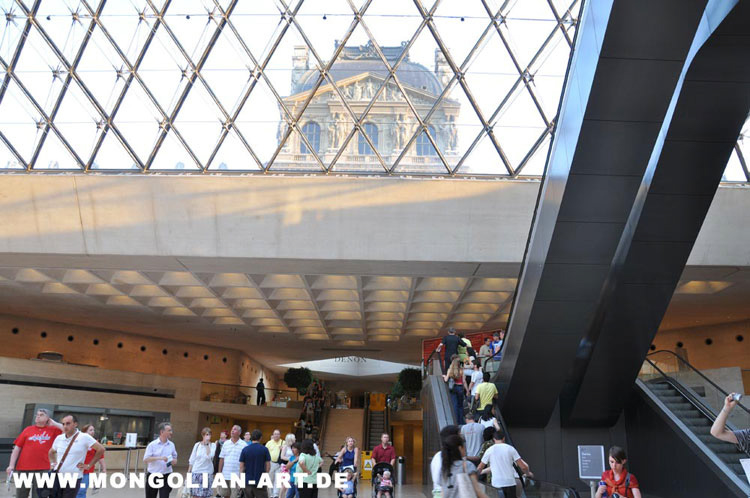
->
[672, 409, 702, 418]
[685, 419, 711, 427]
[710, 445, 744, 455]
[728, 463, 743, 474]
[649, 383, 672, 390]
[659, 395, 689, 402]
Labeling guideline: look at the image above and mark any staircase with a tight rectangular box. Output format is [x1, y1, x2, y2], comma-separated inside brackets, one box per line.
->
[645, 381, 747, 481]
[321, 408, 364, 457]
[368, 410, 386, 449]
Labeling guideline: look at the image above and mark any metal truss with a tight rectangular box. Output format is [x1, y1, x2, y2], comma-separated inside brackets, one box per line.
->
[7, 0, 736, 179]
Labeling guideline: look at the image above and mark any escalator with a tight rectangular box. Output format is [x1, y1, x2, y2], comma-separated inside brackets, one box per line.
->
[636, 351, 750, 496]
[421, 351, 580, 497]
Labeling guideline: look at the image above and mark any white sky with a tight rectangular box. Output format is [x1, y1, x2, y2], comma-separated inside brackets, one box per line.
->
[0, 0, 747, 179]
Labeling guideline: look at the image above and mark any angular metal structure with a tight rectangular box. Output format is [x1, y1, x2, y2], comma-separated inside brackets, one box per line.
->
[498, 0, 749, 427]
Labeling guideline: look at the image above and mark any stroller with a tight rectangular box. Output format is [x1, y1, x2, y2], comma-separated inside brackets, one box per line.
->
[326, 453, 358, 498]
[371, 462, 395, 498]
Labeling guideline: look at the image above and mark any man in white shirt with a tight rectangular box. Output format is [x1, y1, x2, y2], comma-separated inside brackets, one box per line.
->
[477, 430, 531, 498]
[143, 422, 178, 498]
[48, 414, 105, 498]
[218, 425, 247, 498]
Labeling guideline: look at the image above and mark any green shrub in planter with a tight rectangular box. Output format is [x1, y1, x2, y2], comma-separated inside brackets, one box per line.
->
[398, 368, 422, 395]
[284, 367, 313, 394]
[391, 381, 405, 398]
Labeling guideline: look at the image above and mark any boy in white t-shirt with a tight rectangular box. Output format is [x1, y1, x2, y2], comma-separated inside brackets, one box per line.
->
[48, 415, 105, 498]
[476, 430, 531, 498]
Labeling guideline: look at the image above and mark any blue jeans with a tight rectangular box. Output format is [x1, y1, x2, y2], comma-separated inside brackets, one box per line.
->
[286, 483, 298, 498]
[450, 386, 465, 423]
[75, 474, 89, 498]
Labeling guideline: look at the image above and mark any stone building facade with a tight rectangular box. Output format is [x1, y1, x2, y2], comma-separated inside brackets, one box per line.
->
[275, 41, 460, 173]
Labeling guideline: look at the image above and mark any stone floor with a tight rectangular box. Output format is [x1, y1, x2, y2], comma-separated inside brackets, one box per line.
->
[1, 474, 430, 498]
[1, 485, 430, 498]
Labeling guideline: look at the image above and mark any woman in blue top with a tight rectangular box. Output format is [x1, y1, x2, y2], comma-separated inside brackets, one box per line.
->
[286, 442, 302, 498]
[334, 437, 360, 474]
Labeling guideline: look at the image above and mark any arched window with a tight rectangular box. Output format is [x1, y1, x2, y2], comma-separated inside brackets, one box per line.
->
[416, 126, 438, 156]
[300, 122, 320, 154]
[358, 123, 378, 155]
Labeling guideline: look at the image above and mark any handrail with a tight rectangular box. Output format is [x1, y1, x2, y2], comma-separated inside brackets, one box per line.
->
[644, 356, 750, 460]
[644, 359, 724, 425]
[483, 480, 581, 498]
[201, 381, 300, 395]
[646, 350, 750, 415]
[423, 348, 441, 378]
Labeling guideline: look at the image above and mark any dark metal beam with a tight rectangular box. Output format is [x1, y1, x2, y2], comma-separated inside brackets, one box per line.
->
[564, 0, 750, 426]
[497, 0, 713, 427]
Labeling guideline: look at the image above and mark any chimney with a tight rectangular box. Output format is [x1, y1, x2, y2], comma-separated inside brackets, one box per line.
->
[292, 45, 309, 91]
[434, 48, 451, 87]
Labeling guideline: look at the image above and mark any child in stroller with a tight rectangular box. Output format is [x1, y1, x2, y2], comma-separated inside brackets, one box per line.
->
[372, 463, 395, 498]
[338, 468, 356, 498]
[327, 453, 357, 498]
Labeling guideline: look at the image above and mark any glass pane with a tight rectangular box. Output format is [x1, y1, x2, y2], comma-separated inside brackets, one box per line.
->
[0, 0, 587, 176]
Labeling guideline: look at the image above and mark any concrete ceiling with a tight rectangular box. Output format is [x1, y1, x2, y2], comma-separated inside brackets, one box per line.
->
[0, 258, 748, 370]
[0, 257, 520, 368]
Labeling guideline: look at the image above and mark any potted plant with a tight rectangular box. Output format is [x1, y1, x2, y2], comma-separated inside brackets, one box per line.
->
[284, 367, 313, 394]
[398, 367, 422, 399]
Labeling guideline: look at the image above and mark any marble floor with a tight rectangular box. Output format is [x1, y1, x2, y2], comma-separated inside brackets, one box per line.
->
[1, 475, 430, 498]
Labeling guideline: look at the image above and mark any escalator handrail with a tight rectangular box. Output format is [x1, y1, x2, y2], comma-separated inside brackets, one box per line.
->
[646, 365, 723, 425]
[647, 350, 750, 416]
[423, 348, 440, 378]
[483, 480, 581, 498]
[644, 358, 750, 459]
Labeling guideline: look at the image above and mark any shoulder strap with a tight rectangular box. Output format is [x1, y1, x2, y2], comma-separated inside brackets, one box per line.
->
[55, 432, 80, 472]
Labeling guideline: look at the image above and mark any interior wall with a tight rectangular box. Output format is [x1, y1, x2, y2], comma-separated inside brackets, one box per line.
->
[0, 357, 201, 468]
[654, 320, 750, 372]
[507, 402, 627, 492]
[0, 314, 280, 387]
[391, 421, 423, 485]
[196, 412, 296, 443]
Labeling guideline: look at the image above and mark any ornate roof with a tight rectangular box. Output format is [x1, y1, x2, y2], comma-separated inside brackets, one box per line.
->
[293, 41, 444, 96]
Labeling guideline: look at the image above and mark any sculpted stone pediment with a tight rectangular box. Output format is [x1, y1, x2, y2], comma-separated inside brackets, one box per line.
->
[289, 73, 443, 106]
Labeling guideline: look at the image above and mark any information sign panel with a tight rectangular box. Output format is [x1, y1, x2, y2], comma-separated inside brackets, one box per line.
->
[125, 433, 138, 448]
[578, 445, 605, 480]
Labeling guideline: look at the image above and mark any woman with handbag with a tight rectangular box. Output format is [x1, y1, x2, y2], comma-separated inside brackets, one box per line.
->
[440, 435, 488, 498]
[443, 358, 467, 423]
[186, 428, 216, 498]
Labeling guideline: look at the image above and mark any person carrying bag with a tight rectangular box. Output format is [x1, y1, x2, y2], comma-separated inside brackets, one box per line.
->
[40, 432, 79, 498]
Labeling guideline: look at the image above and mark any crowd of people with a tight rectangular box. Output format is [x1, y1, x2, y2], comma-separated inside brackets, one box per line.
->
[435, 328, 501, 424]
[292, 380, 335, 446]
[430, 328, 649, 498]
[4, 410, 330, 498]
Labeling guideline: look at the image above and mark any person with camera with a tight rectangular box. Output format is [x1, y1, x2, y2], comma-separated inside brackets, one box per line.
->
[143, 422, 178, 498]
[710, 393, 749, 452]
